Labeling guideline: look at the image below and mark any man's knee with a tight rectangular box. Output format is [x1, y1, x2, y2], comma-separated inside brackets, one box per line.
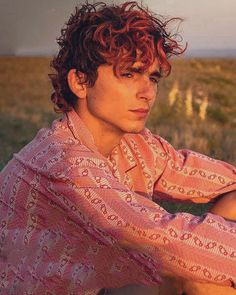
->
[210, 191, 236, 222]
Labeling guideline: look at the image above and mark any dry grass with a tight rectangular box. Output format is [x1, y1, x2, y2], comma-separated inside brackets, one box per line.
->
[0, 57, 57, 168]
[0, 56, 235, 215]
[148, 58, 236, 164]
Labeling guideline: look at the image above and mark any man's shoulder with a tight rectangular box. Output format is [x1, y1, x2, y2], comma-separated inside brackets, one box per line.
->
[33, 115, 89, 145]
[11, 116, 92, 172]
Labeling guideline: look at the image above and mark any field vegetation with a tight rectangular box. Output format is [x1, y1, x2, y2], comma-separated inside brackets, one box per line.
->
[0, 56, 235, 214]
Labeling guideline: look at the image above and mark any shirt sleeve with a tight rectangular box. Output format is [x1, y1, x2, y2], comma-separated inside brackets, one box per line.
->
[44, 148, 236, 288]
[148, 133, 236, 203]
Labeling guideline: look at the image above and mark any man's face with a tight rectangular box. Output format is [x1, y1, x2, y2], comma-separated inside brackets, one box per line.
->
[83, 59, 160, 136]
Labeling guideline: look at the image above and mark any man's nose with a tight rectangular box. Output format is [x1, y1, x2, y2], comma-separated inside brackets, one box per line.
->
[136, 76, 156, 101]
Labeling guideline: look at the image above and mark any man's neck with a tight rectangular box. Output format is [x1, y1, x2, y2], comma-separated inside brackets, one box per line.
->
[75, 107, 124, 158]
[94, 132, 123, 158]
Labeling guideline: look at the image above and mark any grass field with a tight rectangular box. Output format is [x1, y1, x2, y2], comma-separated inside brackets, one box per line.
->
[0, 56, 235, 214]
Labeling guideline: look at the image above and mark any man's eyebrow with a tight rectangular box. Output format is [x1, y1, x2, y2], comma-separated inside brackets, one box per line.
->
[126, 67, 161, 77]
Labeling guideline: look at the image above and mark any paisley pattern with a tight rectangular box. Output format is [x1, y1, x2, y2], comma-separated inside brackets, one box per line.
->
[0, 109, 236, 294]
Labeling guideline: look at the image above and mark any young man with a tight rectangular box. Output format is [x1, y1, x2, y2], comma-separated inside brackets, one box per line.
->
[0, 2, 236, 294]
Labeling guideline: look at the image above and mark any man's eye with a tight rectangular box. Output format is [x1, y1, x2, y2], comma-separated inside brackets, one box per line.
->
[150, 77, 160, 84]
[121, 72, 133, 78]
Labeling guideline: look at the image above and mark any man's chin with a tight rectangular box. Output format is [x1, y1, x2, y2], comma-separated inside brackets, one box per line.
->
[124, 126, 145, 134]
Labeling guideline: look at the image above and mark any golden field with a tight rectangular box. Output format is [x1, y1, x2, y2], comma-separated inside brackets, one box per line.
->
[0, 56, 235, 214]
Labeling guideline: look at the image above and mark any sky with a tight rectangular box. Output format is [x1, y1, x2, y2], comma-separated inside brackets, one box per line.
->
[0, 0, 236, 56]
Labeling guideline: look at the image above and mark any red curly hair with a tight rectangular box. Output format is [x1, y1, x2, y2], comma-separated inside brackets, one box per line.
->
[49, 1, 185, 112]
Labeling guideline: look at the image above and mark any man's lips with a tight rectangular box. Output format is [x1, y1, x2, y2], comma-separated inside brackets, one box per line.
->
[129, 108, 150, 118]
[129, 108, 149, 113]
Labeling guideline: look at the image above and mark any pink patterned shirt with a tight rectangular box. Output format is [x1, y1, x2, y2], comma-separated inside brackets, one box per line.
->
[0, 109, 236, 294]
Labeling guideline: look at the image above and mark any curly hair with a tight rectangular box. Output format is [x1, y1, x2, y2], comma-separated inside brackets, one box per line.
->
[49, 1, 185, 112]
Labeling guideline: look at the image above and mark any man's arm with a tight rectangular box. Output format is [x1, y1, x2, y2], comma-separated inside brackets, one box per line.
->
[145, 132, 236, 203]
[174, 191, 236, 294]
[42, 149, 236, 288]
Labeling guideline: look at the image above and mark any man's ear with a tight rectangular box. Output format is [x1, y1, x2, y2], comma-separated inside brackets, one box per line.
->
[67, 69, 87, 99]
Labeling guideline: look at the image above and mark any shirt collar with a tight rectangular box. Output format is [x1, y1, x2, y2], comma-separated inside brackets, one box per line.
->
[109, 136, 138, 173]
[66, 108, 98, 152]
[66, 108, 137, 173]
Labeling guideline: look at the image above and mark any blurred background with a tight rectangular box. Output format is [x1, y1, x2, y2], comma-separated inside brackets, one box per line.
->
[0, 0, 235, 213]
